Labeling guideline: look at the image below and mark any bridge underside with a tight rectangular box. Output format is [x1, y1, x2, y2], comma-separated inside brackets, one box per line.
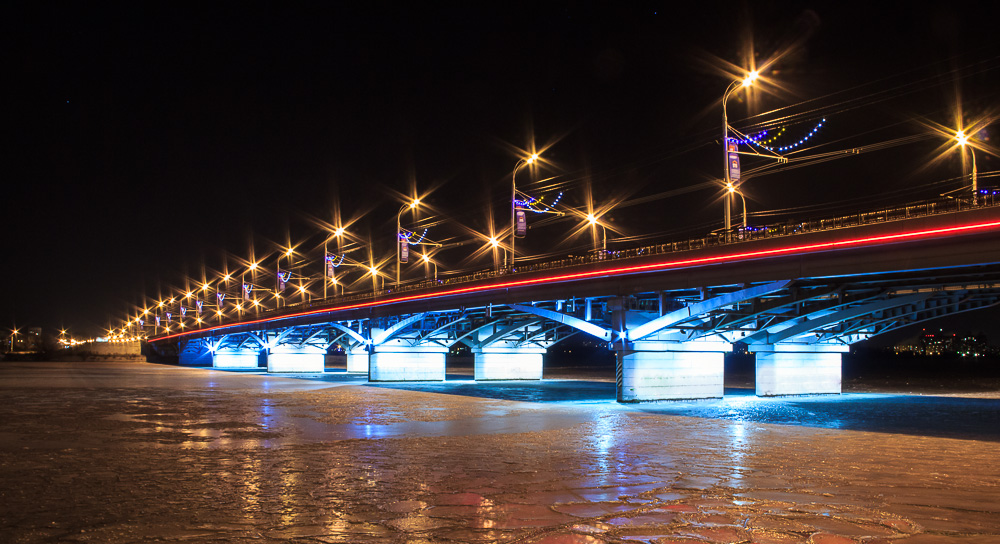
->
[170, 266, 1000, 400]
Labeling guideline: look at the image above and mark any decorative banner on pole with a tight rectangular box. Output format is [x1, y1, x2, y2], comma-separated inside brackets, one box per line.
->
[515, 210, 527, 237]
[727, 141, 741, 182]
[180, 306, 187, 317]
[195, 300, 203, 314]
[399, 235, 409, 263]
[155, 316, 160, 327]
[217, 292, 226, 306]
[242, 283, 252, 300]
[165, 312, 172, 323]
[139, 319, 144, 327]
[277, 270, 291, 292]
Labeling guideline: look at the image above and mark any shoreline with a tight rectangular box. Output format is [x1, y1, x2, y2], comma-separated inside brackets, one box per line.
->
[6, 357, 999, 399]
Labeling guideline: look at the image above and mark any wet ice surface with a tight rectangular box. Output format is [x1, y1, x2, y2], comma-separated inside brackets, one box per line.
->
[1, 362, 998, 543]
[371, 380, 1000, 441]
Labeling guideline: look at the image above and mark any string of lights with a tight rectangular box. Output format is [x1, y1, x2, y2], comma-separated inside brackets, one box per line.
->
[744, 119, 826, 153]
[515, 191, 564, 213]
[400, 228, 429, 245]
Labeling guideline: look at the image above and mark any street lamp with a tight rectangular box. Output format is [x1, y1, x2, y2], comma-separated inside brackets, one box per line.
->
[276, 248, 294, 308]
[489, 236, 502, 268]
[397, 199, 420, 287]
[727, 183, 748, 228]
[217, 273, 231, 322]
[395, 198, 420, 287]
[586, 213, 607, 253]
[324, 226, 346, 299]
[421, 253, 438, 281]
[956, 130, 978, 203]
[510, 153, 538, 270]
[369, 264, 382, 292]
[242, 262, 258, 318]
[722, 70, 758, 241]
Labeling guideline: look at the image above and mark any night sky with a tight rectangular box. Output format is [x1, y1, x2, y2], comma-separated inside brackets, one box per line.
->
[5, 2, 998, 339]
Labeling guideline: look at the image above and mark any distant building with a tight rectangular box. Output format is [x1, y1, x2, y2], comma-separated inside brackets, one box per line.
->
[10, 327, 43, 352]
[894, 329, 993, 357]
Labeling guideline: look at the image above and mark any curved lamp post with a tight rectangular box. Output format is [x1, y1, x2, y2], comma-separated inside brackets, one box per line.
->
[727, 183, 748, 228]
[956, 130, 978, 203]
[396, 199, 420, 287]
[722, 70, 758, 241]
[324, 226, 346, 299]
[509, 154, 538, 270]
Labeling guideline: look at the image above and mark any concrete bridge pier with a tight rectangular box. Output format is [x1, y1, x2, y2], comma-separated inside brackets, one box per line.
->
[615, 340, 729, 402]
[754, 344, 845, 396]
[346, 347, 370, 374]
[369, 347, 447, 382]
[473, 347, 545, 381]
[212, 348, 261, 369]
[266, 345, 326, 373]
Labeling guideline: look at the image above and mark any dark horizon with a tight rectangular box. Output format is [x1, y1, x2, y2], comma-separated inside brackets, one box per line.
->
[5, 2, 998, 337]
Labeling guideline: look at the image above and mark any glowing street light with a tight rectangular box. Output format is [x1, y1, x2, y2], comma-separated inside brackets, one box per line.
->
[421, 253, 438, 281]
[324, 226, 347, 299]
[397, 198, 421, 287]
[722, 70, 759, 241]
[368, 264, 383, 291]
[727, 183, 748, 228]
[510, 153, 539, 270]
[586, 213, 607, 252]
[240, 262, 260, 317]
[956, 129, 978, 202]
[275, 247, 296, 308]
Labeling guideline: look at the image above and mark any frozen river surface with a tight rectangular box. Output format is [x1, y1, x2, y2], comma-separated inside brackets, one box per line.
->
[1, 362, 998, 543]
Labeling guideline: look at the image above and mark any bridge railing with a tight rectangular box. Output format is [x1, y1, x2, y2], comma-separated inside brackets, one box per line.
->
[182, 194, 1000, 328]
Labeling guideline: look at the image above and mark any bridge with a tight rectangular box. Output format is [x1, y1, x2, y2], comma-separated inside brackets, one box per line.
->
[148, 199, 1000, 402]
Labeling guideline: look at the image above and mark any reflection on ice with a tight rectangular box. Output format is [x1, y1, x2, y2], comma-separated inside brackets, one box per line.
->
[3, 362, 999, 543]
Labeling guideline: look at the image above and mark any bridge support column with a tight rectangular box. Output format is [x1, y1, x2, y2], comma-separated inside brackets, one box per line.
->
[346, 347, 370, 374]
[473, 347, 545, 381]
[267, 345, 325, 373]
[212, 348, 261, 369]
[369, 347, 446, 382]
[615, 340, 729, 402]
[754, 344, 846, 396]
